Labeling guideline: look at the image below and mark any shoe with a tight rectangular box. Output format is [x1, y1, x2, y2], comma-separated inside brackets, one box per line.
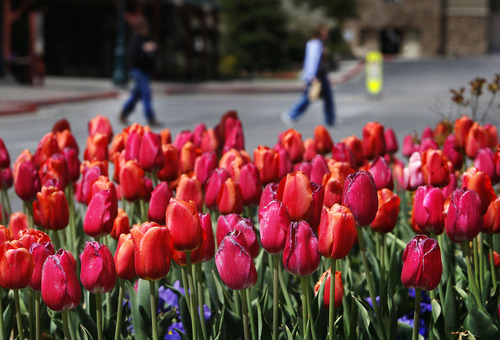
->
[147, 118, 163, 127]
[119, 113, 128, 125]
[279, 111, 296, 127]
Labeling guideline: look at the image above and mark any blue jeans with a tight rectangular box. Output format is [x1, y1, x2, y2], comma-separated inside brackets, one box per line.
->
[122, 68, 155, 121]
[288, 76, 335, 126]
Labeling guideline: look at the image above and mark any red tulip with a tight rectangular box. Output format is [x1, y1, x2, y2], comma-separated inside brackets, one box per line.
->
[401, 235, 442, 290]
[114, 233, 136, 280]
[276, 147, 294, 180]
[157, 144, 180, 182]
[119, 160, 145, 201]
[421, 149, 450, 188]
[215, 230, 257, 290]
[166, 198, 202, 252]
[370, 189, 400, 233]
[258, 182, 279, 221]
[200, 128, 219, 153]
[139, 131, 164, 172]
[34, 132, 60, 168]
[317, 204, 356, 259]
[313, 125, 334, 154]
[283, 220, 320, 276]
[342, 171, 378, 226]
[62, 147, 81, 183]
[194, 151, 218, 186]
[362, 122, 386, 160]
[0, 225, 10, 244]
[124, 130, 143, 162]
[483, 196, 500, 234]
[239, 163, 263, 206]
[110, 208, 131, 240]
[83, 189, 118, 238]
[454, 115, 474, 150]
[8, 212, 28, 240]
[368, 156, 394, 190]
[223, 119, 245, 153]
[303, 138, 317, 162]
[465, 123, 488, 159]
[18, 229, 51, 253]
[88, 115, 113, 142]
[219, 149, 246, 182]
[56, 129, 79, 154]
[442, 134, 463, 171]
[84, 133, 109, 162]
[80, 241, 116, 294]
[277, 171, 312, 222]
[14, 158, 41, 201]
[259, 200, 290, 255]
[413, 185, 445, 235]
[41, 249, 81, 311]
[131, 222, 172, 281]
[294, 161, 312, 179]
[474, 148, 498, 184]
[1, 166, 13, 189]
[0, 240, 34, 289]
[29, 241, 55, 291]
[445, 188, 483, 243]
[310, 154, 329, 185]
[179, 141, 199, 174]
[148, 182, 173, 225]
[314, 269, 343, 309]
[462, 167, 496, 215]
[216, 214, 259, 258]
[173, 212, 215, 265]
[441, 172, 458, 200]
[35, 186, 69, 231]
[175, 174, 204, 211]
[331, 143, 356, 169]
[280, 129, 304, 163]
[217, 178, 243, 215]
[342, 135, 365, 168]
[384, 127, 398, 154]
[0, 137, 10, 169]
[204, 168, 231, 211]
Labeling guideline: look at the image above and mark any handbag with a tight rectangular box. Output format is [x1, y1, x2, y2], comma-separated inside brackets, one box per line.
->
[308, 78, 322, 100]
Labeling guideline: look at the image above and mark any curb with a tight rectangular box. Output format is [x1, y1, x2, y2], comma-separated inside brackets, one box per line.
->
[0, 91, 119, 116]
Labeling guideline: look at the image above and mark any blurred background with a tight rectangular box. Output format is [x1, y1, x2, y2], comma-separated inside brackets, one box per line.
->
[1, 0, 498, 86]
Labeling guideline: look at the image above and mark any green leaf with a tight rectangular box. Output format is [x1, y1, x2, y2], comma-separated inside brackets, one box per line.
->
[72, 306, 97, 340]
[463, 304, 500, 339]
[126, 279, 150, 340]
[431, 299, 442, 321]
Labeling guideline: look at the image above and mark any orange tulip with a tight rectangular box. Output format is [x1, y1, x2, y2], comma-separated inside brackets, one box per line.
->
[0, 240, 35, 290]
[114, 233, 136, 280]
[421, 149, 450, 188]
[277, 171, 313, 222]
[280, 129, 304, 163]
[217, 178, 243, 215]
[253, 145, 279, 184]
[362, 122, 386, 160]
[314, 125, 334, 155]
[166, 198, 203, 252]
[370, 189, 400, 233]
[35, 186, 69, 231]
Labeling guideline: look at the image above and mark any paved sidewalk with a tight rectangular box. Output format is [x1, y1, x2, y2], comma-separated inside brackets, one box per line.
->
[0, 59, 363, 116]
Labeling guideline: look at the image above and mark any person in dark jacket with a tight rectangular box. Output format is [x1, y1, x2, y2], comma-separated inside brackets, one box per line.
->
[119, 18, 160, 126]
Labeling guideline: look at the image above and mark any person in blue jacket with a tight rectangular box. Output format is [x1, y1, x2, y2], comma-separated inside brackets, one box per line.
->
[281, 25, 335, 127]
[119, 18, 160, 126]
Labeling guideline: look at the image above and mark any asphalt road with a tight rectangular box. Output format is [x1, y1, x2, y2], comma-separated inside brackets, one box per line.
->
[1, 55, 499, 165]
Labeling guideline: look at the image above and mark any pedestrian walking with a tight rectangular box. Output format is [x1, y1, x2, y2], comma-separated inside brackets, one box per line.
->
[119, 17, 161, 126]
[281, 24, 336, 127]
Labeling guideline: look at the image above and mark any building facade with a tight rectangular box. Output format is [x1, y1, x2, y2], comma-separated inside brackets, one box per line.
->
[343, 0, 497, 58]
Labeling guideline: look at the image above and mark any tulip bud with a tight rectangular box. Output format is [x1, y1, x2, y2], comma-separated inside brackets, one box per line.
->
[283, 220, 320, 276]
[314, 125, 334, 154]
[370, 189, 400, 234]
[462, 167, 496, 215]
[403, 152, 424, 191]
[9, 212, 29, 239]
[179, 141, 199, 174]
[56, 129, 79, 154]
[342, 171, 378, 227]
[131, 222, 172, 281]
[217, 178, 243, 215]
[176, 174, 204, 212]
[401, 235, 442, 290]
[384, 128, 398, 154]
[280, 129, 305, 163]
[110, 208, 131, 240]
[0, 240, 35, 289]
[41, 249, 81, 311]
[194, 151, 218, 186]
[62, 147, 81, 183]
[0, 137, 11, 169]
[204, 168, 231, 211]
[445, 188, 483, 243]
[259, 200, 290, 255]
[331, 143, 356, 170]
[80, 241, 116, 294]
[442, 134, 463, 171]
[88, 115, 113, 143]
[35, 186, 69, 231]
[318, 204, 356, 259]
[413, 185, 445, 235]
[253, 146, 279, 185]
[114, 233, 136, 280]
[239, 163, 263, 206]
[276, 147, 293, 180]
[83, 189, 118, 238]
[342, 135, 365, 168]
[314, 269, 343, 309]
[454, 115, 474, 150]
[34, 132, 60, 169]
[310, 155, 329, 185]
[157, 144, 180, 182]
[29, 241, 55, 291]
[475, 148, 498, 184]
[119, 160, 145, 201]
[166, 198, 203, 252]
[139, 131, 165, 173]
[465, 123, 488, 159]
[148, 182, 173, 225]
[421, 149, 450, 188]
[277, 171, 313, 222]
[368, 156, 394, 191]
[216, 214, 259, 258]
[0, 225, 10, 244]
[303, 138, 317, 162]
[362, 122, 386, 160]
[18, 229, 51, 253]
[14, 158, 41, 201]
[84, 133, 109, 162]
[215, 230, 257, 290]
[223, 119, 245, 153]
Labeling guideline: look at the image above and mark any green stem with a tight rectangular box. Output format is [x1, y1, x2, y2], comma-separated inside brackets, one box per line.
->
[96, 294, 103, 340]
[36, 292, 41, 340]
[0, 288, 5, 340]
[52, 231, 61, 251]
[186, 252, 200, 340]
[196, 264, 207, 340]
[14, 289, 25, 340]
[329, 259, 336, 340]
[62, 310, 71, 340]
[381, 233, 386, 274]
[479, 233, 485, 302]
[241, 289, 250, 340]
[149, 281, 159, 340]
[473, 233, 480, 285]
[114, 279, 125, 340]
[463, 242, 484, 311]
[278, 261, 295, 317]
[300, 276, 309, 339]
[140, 200, 147, 222]
[489, 234, 497, 291]
[67, 185, 77, 258]
[272, 255, 280, 340]
[357, 225, 386, 340]
[246, 287, 257, 340]
[2, 188, 12, 220]
[29, 290, 35, 340]
[412, 288, 422, 340]
[180, 264, 192, 315]
[24, 200, 34, 228]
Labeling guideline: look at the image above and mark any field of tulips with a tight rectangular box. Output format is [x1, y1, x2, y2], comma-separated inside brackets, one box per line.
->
[0, 76, 500, 340]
